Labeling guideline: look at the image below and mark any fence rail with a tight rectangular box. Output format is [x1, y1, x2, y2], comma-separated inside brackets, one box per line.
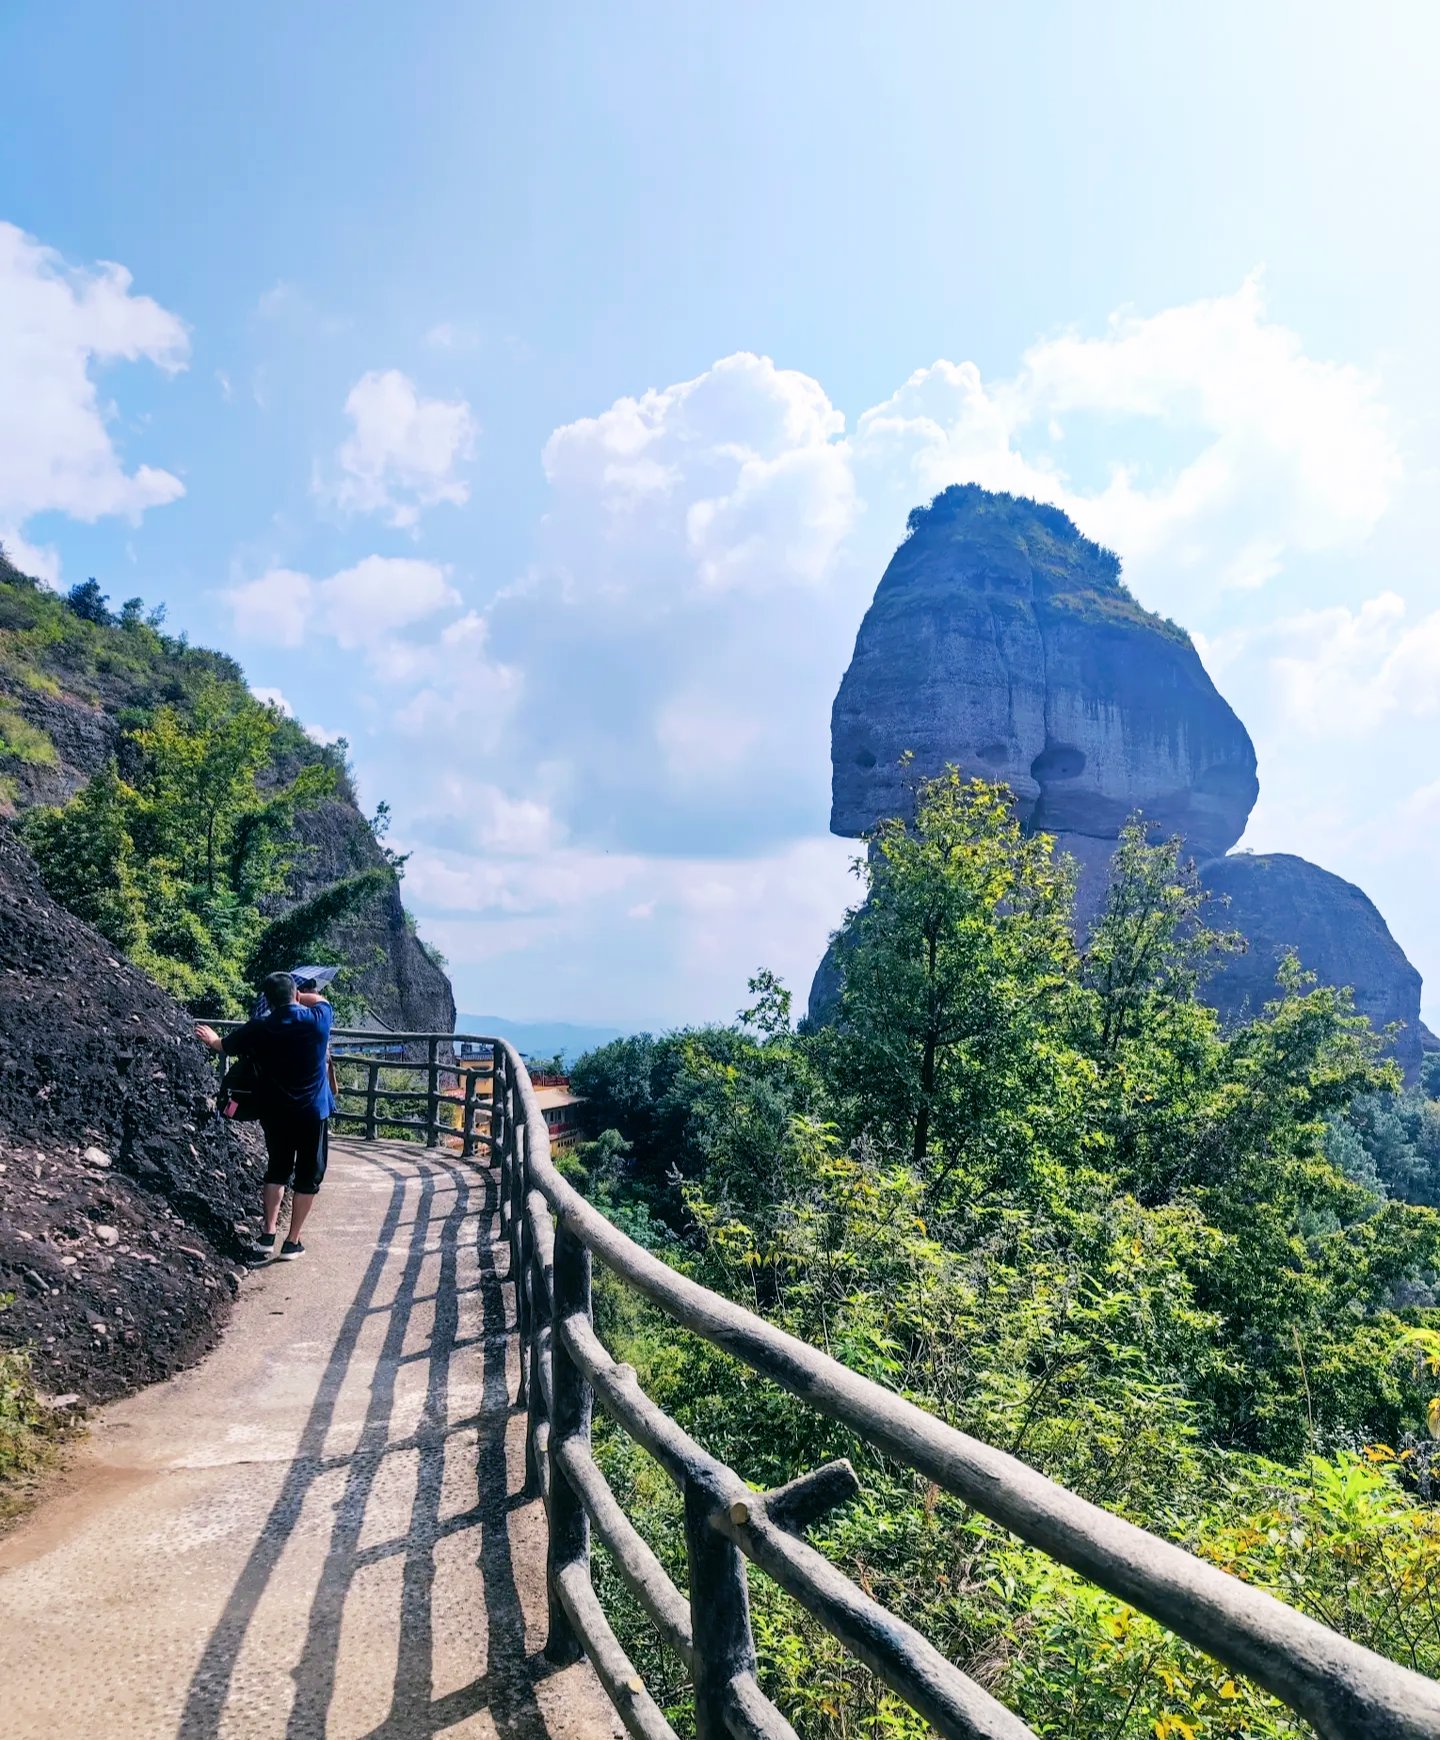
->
[228, 1021, 1440, 1739]
[212, 1024, 495, 1153]
[483, 1037, 1440, 1740]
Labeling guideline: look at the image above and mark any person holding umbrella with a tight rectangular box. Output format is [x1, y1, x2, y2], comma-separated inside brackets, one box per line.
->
[195, 969, 337, 1263]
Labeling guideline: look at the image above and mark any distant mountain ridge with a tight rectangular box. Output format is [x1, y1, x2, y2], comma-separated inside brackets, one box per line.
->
[458, 1015, 628, 1063]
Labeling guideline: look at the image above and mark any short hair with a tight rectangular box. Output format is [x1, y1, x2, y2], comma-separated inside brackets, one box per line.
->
[262, 971, 297, 1007]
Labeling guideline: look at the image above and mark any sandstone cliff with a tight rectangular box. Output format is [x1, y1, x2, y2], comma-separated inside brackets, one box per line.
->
[1200, 854, 1423, 1081]
[813, 486, 1425, 1078]
[831, 486, 1258, 864]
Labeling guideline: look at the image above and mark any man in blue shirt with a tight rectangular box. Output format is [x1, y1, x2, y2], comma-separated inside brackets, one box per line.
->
[196, 971, 335, 1263]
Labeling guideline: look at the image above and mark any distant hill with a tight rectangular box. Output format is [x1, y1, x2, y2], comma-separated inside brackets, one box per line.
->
[457, 1015, 629, 1064]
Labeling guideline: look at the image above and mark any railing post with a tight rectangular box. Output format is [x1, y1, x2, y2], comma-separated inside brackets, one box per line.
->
[685, 1473, 760, 1740]
[425, 1036, 440, 1149]
[526, 1262, 547, 1497]
[515, 1118, 533, 1412]
[493, 1049, 509, 1230]
[365, 1059, 378, 1142]
[461, 1067, 478, 1158]
[545, 1220, 592, 1665]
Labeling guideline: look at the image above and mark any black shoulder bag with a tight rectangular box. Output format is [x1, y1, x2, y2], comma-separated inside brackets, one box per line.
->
[220, 1050, 265, 1122]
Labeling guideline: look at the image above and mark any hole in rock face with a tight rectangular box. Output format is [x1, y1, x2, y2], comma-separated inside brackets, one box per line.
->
[1031, 743, 1087, 782]
[976, 741, 1010, 765]
[854, 748, 878, 770]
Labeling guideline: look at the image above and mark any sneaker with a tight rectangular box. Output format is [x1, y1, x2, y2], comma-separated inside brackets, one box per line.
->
[245, 1232, 277, 1265]
[277, 1240, 305, 1262]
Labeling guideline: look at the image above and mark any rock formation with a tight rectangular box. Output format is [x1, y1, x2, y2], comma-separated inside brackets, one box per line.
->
[1200, 855, 1423, 1080]
[287, 797, 456, 1034]
[812, 485, 1426, 1078]
[830, 485, 1258, 926]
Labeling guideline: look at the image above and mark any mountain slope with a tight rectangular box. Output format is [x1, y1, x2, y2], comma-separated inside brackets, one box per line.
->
[0, 552, 453, 1031]
[0, 822, 265, 1401]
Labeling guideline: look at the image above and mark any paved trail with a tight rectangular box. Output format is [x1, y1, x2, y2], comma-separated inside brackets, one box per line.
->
[0, 1140, 623, 1740]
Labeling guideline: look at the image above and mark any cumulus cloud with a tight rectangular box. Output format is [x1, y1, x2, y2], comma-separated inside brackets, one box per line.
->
[1257, 593, 1440, 735]
[542, 352, 856, 596]
[225, 555, 460, 651]
[852, 276, 1401, 607]
[0, 221, 189, 571]
[320, 369, 476, 528]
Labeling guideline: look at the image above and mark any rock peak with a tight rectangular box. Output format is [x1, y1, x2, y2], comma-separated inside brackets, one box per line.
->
[830, 485, 1258, 859]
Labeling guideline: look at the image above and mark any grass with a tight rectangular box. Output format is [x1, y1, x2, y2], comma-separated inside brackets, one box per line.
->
[0, 1305, 76, 1526]
[0, 704, 57, 767]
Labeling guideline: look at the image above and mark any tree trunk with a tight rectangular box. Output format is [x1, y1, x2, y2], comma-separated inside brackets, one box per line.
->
[913, 927, 939, 1166]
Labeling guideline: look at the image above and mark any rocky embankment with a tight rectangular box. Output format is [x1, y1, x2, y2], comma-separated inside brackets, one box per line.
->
[0, 824, 265, 1402]
[813, 485, 1425, 1078]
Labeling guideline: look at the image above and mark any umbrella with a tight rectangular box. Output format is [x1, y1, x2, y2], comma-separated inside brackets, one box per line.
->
[253, 963, 341, 1019]
[288, 964, 340, 991]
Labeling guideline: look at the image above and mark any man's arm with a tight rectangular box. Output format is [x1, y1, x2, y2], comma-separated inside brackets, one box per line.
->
[195, 1020, 254, 1054]
[296, 990, 329, 1008]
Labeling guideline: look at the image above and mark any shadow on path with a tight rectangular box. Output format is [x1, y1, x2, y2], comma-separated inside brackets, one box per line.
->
[177, 1145, 560, 1740]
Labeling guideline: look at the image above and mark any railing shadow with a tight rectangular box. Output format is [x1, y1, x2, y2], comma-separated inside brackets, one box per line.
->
[176, 1145, 563, 1740]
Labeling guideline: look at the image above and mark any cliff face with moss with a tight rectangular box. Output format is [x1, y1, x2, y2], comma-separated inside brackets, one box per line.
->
[0, 552, 454, 1033]
[815, 486, 1425, 1078]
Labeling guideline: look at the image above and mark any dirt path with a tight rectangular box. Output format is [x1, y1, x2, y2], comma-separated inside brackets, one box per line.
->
[0, 1140, 624, 1740]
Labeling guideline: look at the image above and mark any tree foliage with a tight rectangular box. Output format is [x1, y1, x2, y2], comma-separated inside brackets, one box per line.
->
[19, 678, 385, 1013]
[571, 771, 1440, 1736]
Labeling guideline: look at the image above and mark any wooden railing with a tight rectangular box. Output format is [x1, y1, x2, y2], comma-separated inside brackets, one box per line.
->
[484, 1038, 1440, 1740]
[213, 1024, 493, 1154]
[222, 1021, 1440, 1737]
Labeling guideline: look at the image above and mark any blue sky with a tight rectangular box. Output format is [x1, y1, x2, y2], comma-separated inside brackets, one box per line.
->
[2, 2, 1437, 1027]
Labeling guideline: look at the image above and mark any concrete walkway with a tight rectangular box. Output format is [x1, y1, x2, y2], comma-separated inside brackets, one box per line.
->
[0, 1140, 623, 1740]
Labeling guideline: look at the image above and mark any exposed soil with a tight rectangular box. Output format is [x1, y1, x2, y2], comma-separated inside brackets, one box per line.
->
[0, 823, 266, 1402]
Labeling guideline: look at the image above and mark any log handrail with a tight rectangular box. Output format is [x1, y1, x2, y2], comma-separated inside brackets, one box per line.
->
[223, 1024, 1440, 1738]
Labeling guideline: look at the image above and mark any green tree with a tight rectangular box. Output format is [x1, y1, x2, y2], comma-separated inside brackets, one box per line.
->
[64, 578, 111, 625]
[827, 769, 1084, 1179]
[20, 762, 147, 952]
[23, 680, 341, 1012]
[740, 968, 793, 1039]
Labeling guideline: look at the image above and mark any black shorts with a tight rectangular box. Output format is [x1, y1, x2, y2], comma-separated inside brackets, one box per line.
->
[260, 1111, 329, 1196]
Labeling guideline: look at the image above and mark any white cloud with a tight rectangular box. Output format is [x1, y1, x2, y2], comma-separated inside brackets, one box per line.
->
[225, 556, 459, 652]
[321, 369, 476, 528]
[851, 276, 1401, 611]
[226, 567, 313, 647]
[321, 555, 460, 648]
[1262, 592, 1440, 735]
[251, 685, 292, 714]
[542, 351, 856, 597]
[1, 527, 61, 587]
[0, 222, 189, 573]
